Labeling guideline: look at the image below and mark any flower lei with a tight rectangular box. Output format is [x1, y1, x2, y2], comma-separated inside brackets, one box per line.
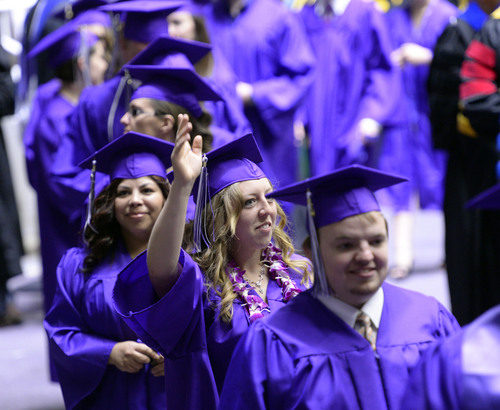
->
[226, 243, 302, 323]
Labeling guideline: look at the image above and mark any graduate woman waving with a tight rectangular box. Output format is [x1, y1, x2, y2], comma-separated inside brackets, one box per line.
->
[113, 115, 312, 409]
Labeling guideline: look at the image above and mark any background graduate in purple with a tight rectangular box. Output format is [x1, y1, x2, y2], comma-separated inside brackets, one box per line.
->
[199, 0, 315, 198]
[219, 165, 459, 409]
[44, 132, 174, 409]
[383, 0, 458, 278]
[297, 0, 398, 175]
[23, 14, 111, 316]
[48, 1, 184, 230]
[401, 182, 500, 409]
[113, 122, 312, 410]
[167, 2, 252, 145]
[118, 37, 220, 151]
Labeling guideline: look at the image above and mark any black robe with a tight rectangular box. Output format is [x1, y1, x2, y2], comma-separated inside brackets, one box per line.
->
[439, 10, 500, 325]
[0, 44, 23, 311]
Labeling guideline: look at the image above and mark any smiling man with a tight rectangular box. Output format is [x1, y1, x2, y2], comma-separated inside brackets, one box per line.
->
[219, 165, 460, 410]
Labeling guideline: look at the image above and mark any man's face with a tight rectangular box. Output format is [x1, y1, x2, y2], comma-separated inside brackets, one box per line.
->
[319, 211, 388, 308]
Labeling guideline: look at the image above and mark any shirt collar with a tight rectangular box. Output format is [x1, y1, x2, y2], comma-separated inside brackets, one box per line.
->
[333, 0, 350, 16]
[315, 0, 350, 17]
[318, 286, 384, 328]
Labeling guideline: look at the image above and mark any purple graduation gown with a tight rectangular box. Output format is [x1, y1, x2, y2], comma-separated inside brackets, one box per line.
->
[201, 0, 315, 188]
[23, 79, 82, 313]
[44, 246, 166, 410]
[383, 0, 458, 210]
[113, 249, 309, 410]
[219, 283, 460, 409]
[204, 45, 252, 148]
[49, 76, 125, 224]
[402, 304, 500, 409]
[299, 0, 398, 174]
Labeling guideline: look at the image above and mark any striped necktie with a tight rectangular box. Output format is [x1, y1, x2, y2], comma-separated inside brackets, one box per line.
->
[354, 311, 377, 351]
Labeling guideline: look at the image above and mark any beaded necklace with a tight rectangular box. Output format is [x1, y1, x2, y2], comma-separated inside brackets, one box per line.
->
[226, 243, 302, 323]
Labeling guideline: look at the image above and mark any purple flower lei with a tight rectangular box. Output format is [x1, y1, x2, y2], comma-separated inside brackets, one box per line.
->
[226, 243, 302, 323]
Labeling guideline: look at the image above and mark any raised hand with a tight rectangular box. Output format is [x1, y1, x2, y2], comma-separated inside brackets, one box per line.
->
[172, 113, 204, 188]
[147, 114, 205, 296]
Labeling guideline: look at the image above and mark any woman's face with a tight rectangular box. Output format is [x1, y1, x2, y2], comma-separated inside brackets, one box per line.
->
[120, 98, 167, 138]
[114, 176, 165, 243]
[89, 39, 109, 85]
[167, 11, 197, 41]
[231, 178, 277, 256]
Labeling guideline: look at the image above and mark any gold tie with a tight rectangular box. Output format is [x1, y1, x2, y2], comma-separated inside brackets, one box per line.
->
[354, 312, 377, 351]
[324, 3, 334, 20]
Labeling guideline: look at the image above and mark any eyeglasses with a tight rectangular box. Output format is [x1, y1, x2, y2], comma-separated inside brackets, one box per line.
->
[128, 107, 154, 118]
[128, 107, 166, 118]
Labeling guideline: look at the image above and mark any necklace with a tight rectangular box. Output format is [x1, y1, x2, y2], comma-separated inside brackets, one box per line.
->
[226, 243, 303, 323]
[243, 265, 265, 294]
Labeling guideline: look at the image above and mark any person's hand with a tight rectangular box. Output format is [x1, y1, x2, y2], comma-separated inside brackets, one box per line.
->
[357, 118, 382, 145]
[390, 43, 433, 67]
[108, 341, 161, 373]
[150, 354, 165, 377]
[236, 81, 254, 106]
[172, 113, 203, 187]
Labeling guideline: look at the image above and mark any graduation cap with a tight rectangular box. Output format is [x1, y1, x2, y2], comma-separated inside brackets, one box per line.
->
[126, 64, 222, 117]
[53, 0, 112, 27]
[124, 35, 211, 69]
[79, 131, 175, 179]
[175, 1, 206, 15]
[99, 0, 185, 43]
[122, 36, 219, 116]
[178, 133, 266, 251]
[78, 131, 175, 232]
[267, 165, 407, 296]
[466, 183, 500, 209]
[27, 20, 100, 68]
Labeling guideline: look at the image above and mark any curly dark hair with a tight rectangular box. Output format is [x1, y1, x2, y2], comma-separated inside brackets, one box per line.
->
[81, 175, 169, 273]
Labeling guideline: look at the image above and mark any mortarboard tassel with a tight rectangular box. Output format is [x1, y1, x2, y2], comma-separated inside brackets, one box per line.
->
[107, 70, 130, 143]
[79, 28, 92, 88]
[193, 155, 209, 253]
[84, 159, 99, 241]
[307, 189, 329, 297]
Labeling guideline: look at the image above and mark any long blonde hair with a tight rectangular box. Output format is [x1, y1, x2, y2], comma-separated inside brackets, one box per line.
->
[186, 180, 312, 323]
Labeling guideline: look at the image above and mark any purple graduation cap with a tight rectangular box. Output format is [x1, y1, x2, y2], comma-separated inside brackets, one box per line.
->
[99, 0, 185, 43]
[175, 1, 206, 15]
[53, 0, 111, 27]
[466, 183, 500, 209]
[267, 165, 407, 296]
[27, 19, 99, 68]
[123, 35, 211, 70]
[126, 66, 222, 117]
[121, 35, 219, 116]
[79, 131, 175, 179]
[182, 133, 266, 251]
[78, 131, 175, 232]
